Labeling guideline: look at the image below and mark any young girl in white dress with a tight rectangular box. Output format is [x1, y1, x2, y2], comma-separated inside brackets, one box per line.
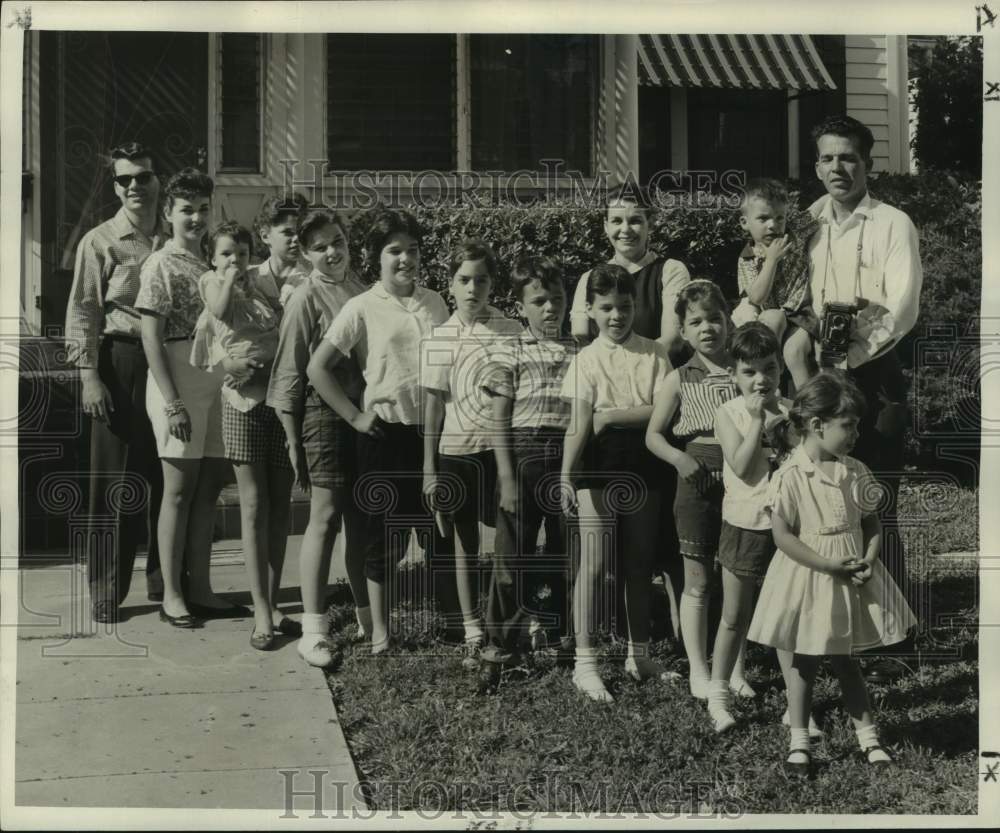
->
[747, 370, 915, 776]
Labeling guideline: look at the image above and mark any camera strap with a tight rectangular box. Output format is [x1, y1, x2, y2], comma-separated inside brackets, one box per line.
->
[820, 214, 866, 309]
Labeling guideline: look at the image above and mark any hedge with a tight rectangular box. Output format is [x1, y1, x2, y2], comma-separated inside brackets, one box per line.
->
[341, 171, 981, 475]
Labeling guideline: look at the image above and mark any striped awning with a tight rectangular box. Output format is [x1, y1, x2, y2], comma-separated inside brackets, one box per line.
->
[638, 34, 837, 91]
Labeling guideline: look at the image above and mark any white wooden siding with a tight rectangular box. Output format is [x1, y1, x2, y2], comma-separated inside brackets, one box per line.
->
[845, 34, 900, 172]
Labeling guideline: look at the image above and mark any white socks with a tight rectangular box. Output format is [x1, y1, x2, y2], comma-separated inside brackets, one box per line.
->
[680, 591, 710, 698]
[707, 679, 735, 733]
[782, 708, 825, 739]
[625, 641, 678, 682]
[573, 647, 613, 703]
[788, 727, 811, 763]
[298, 613, 336, 667]
[856, 724, 891, 763]
[729, 641, 757, 697]
[355, 605, 372, 640]
[463, 615, 485, 646]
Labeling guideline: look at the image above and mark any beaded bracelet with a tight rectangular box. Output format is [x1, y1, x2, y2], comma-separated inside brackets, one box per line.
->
[164, 399, 187, 418]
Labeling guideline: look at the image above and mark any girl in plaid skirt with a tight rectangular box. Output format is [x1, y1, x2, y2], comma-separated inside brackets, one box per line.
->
[192, 221, 295, 650]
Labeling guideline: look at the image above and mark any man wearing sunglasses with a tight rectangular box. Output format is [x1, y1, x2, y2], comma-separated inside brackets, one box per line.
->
[65, 141, 165, 623]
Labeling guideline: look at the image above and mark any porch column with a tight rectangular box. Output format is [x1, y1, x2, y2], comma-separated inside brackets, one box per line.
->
[613, 34, 639, 184]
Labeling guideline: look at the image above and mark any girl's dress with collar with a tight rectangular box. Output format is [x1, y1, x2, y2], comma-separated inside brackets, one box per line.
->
[747, 446, 916, 655]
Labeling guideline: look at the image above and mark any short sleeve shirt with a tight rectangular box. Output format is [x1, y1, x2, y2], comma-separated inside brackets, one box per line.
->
[482, 329, 578, 431]
[560, 332, 672, 411]
[135, 240, 209, 339]
[324, 283, 450, 425]
[420, 307, 523, 456]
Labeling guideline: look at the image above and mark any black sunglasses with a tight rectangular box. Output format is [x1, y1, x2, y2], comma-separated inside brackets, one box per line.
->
[113, 171, 156, 188]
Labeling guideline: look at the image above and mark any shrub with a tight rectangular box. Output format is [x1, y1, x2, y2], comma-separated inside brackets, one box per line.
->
[341, 170, 980, 474]
[909, 36, 983, 179]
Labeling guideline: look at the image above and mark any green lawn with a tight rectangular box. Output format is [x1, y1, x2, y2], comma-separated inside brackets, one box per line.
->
[323, 483, 979, 816]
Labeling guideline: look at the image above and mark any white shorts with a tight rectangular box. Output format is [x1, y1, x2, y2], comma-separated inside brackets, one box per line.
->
[146, 340, 225, 459]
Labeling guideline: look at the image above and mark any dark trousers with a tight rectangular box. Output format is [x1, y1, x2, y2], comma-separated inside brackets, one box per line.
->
[483, 429, 573, 663]
[355, 422, 455, 585]
[848, 349, 915, 625]
[87, 338, 163, 607]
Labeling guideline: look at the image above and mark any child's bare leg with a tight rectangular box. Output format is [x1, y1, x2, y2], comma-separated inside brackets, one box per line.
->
[777, 650, 820, 763]
[830, 655, 890, 762]
[783, 326, 816, 390]
[158, 459, 201, 618]
[711, 567, 754, 682]
[758, 308, 787, 341]
[233, 461, 274, 635]
[453, 518, 484, 645]
[706, 567, 754, 729]
[266, 464, 294, 622]
[680, 554, 713, 697]
[572, 488, 613, 702]
[297, 485, 346, 666]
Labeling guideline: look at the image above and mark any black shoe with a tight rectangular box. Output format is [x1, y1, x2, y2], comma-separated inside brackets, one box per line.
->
[274, 617, 303, 638]
[188, 601, 252, 620]
[92, 601, 118, 624]
[860, 745, 895, 767]
[147, 589, 164, 602]
[159, 607, 201, 629]
[477, 662, 502, 695]
[864, 659, 905, 685]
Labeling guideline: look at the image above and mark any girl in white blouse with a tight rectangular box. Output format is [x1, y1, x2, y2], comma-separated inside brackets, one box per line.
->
[560, 264, 675, 703]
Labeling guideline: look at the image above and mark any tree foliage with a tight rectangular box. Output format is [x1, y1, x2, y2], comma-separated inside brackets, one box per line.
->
[910, 36, 983, 178]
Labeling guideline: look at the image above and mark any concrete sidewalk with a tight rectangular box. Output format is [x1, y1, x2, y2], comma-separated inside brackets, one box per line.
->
[14, 536, 364, 812]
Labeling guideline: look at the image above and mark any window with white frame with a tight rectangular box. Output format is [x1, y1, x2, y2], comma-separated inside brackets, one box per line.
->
[218, 34, 262, 173]
[325, 34, 598, 174]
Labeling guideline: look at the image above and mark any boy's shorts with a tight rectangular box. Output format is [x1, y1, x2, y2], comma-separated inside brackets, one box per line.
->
[300, 388, 356, 490]
[222, 399, 291, 468]
[717, 520, 774, 580]
[437, 449, 497, 528]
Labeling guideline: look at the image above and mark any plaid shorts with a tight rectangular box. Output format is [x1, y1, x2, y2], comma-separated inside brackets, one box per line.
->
[222, 399, 291, 468]
[301, 389, 355, 489]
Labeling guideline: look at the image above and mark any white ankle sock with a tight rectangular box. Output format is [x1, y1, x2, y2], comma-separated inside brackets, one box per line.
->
[355, 605, 372, 637]
[856, 724, 889, 761]
[707, 679, 735, 732]
[463, 616, 485, 644]
[789, 728, 811, 754]
[573, 647, 612, 702]
[298, 612, 328, 651]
